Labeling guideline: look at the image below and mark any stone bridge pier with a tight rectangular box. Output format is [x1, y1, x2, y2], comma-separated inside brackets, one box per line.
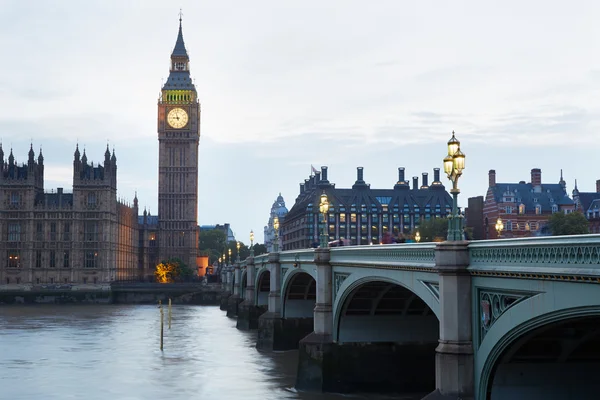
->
[237, 256, 265, 330]
[219, 266, 232, 310]
[297, 244, 474, 399]
[227, 261, 243, 317]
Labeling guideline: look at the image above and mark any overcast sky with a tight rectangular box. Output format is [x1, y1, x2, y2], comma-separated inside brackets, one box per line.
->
[0, 1, 598, 243]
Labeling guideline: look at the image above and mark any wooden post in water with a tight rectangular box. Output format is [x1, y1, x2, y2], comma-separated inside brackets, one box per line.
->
[159, 300, 164, 351]
[168, 298, 172, 329]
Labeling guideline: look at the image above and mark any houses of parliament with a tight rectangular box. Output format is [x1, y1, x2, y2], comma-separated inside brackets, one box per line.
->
[0, 18, 200, 286]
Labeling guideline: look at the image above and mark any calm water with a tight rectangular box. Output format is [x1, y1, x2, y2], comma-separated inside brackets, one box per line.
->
[0, 305, 419, 400]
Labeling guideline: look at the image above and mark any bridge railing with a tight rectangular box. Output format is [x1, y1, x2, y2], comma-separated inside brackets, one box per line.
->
[329, 243, 437, 269]
[468, 234, 600, 276]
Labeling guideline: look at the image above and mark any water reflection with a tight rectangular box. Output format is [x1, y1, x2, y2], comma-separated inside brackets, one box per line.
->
[0, 305, 420, 400]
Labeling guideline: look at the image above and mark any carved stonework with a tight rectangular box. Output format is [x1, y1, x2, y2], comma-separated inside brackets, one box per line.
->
[333, 272, 350, 300]
[478, 289, 537, 343]
[470, 243, 600, 266]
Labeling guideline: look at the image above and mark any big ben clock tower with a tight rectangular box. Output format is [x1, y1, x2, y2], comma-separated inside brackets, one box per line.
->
[157, 16, 200, 270]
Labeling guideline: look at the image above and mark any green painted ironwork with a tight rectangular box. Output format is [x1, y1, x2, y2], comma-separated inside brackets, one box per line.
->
[478, 289, 537, 343]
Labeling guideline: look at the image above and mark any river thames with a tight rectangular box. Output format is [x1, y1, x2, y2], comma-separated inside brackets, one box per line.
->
[0, 305, 421, 400]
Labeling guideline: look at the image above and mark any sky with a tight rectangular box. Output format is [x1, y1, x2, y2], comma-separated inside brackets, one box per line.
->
[0, 0, 598, 244]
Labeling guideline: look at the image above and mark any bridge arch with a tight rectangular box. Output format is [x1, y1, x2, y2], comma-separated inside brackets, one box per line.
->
[282, 269, 316, 318]
[477, 286, 600, 399]
[255, 268, 270, 307]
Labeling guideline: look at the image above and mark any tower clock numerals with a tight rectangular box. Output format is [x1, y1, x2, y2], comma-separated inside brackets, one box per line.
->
[167, 107, 189, 129]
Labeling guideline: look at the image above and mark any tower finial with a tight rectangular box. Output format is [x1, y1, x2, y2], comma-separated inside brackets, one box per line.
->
[179, 8, 183, 23]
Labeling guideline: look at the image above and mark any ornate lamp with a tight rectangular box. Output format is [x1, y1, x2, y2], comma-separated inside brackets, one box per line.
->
[319, 192, 330, 248]
[415, 231, 421, 243]
[236, 241, 241, 262]
[250, 230, 255, 257]
[444, 130, 467, 241]
[228, 248, 232, 264]
[495, 217, 504, 238]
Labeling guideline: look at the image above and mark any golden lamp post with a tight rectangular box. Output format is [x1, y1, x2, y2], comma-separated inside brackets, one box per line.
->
[415, 231, 421, 243]
[273, 216, 280, 252]
[319, 192, 330, 248]
[250, 230, 255, 257]
[236, 241, 241, 262]
[495, 217, 504, 239]
[443, 131, 466, 241]
[228, 248, 232, 264]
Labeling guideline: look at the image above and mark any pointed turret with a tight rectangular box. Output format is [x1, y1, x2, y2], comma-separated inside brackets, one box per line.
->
[81, 149, 87, 165]
[559, 169, 566, 189]
[172, 16, 188, 58]
[0, 142, 3, 164]
[105, 144, 111, 162]
[161, 15, 195, 93]
[8, 148, 14, 165]
[28, 143, 35, 162]
[37, 147, 43, 165]
[111, 148, 116, 163]
[74, 144, 80, 161]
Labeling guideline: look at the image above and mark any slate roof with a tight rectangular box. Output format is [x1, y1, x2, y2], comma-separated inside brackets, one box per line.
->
[162, 71, 195, 90]
[490, 182, 573, 212]
[576, 192, 600, 213]
[138, 215, 159, 226]
[172, 21, 188, 58]
[35, 192, 73, 207]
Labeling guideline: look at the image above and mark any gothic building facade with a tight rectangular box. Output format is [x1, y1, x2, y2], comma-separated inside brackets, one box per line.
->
[0, 145, 139, 285]
[0, 18, 200, 286]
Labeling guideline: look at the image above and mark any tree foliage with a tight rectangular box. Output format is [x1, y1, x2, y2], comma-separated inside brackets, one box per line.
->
[416, 217, 449, 242]
[199, 229, 227, 264]
[547, 211, 589, 236]
[252, 244, 267, 256]
[154, 258, 194, 283]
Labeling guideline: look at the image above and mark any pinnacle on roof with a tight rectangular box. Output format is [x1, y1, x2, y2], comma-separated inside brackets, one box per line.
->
[171, 14, 188, 58]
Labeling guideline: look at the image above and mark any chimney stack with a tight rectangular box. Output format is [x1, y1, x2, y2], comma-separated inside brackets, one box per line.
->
[398, 167, 405, 183]
[321, 166, 328, 182]
[300, 183, 305, 194]
[489, 169, 496, 188]
[433, 168, 440, 183]
[421, 172, 429, 188]
[531, 168, 542, 187]
[412, 176, 418, 190]
[357, 167, 364, 182]
[315, 171, 321, 184]
[305, 178, 311, 190]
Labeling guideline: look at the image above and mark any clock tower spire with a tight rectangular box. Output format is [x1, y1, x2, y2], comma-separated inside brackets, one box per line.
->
[157, 14, 200, 271]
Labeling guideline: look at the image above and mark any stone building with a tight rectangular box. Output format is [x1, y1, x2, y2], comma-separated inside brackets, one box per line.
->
[482, 168, 575, 239]
[572, 179, 600, 233]
[156, 17, 201, 271]
[264, 193, 288, 252]
[0, 145, 139, 285]
[281, 166, 452, 250]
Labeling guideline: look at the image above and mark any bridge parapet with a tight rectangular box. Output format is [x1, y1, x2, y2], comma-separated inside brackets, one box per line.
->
[468, 234, 600, 279]
[329, 243, 436, 269]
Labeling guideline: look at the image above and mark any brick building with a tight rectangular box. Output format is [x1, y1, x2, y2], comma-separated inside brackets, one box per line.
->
[482, 168, 575, 239]
[572, 180, 600, 233]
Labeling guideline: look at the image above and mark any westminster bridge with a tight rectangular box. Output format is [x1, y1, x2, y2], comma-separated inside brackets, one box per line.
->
[218, 234, 600, 400]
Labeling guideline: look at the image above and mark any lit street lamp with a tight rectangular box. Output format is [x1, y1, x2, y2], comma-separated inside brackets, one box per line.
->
[273, 216, 280, 252]
[415, 231, 421, 243]
[228, 248, 232, 264]
[443, 130, 466, 241]
[495, 217, 504, 238]
[319, 192, 329, 248]
[236, 241, 241, 262]
[250, 230, 255, 257]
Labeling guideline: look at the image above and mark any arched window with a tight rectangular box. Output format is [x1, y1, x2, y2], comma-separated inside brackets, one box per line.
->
[519, 204, 525, 214]
[551, 204, 558, 213]
[535, 204, 541, 215]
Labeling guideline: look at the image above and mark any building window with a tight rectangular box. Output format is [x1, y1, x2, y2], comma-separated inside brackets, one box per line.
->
[84, 221, 98, 241]
[8, 223, 21, 242]
[506, 220, 513, 231]
[551, 204, 558, 213]
[506, 206, 512, 214]
[63, 251, 70, 268]
[87, 192, 97, 208]
[339, 214, 346, 223]
[7, 251, 20, 268]
[50, 222, 57, 241]
[63, 223, 70, 241]
[49, 251, 56, 268]
[519, 204, 525, 214]
[535, 205, 541, 215]
[10, 192, 20, 207]
[36, 251, 42, 268]
[351, 213, 357, 223]
[85, 251, 98, 268]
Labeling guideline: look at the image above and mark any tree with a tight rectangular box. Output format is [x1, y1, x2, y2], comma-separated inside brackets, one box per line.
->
[199, 229, 227, 264]
[416, 217, 449, 242]
[154, 258, 195, 283]
[546, 211, 589, 236]
[252, 244, 267, 256]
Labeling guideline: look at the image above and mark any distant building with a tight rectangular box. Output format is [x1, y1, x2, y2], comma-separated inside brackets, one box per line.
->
[465, 196, 484, 240]
[282, 166, 453, 250]
[264, 193, 288, 252]
[200, 223, 235, 243]
[482, 169, 575, 239]
[572, 179, 600, 233]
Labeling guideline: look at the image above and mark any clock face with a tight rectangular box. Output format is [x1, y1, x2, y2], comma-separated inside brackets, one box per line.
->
[167, 108, 189, 129]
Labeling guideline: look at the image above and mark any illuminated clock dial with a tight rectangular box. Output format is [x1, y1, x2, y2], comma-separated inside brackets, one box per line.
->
[167, 108, 189, 129]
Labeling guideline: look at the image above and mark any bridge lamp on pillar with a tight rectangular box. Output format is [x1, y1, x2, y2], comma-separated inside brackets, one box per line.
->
[273, 216, 280, 252]
[236, 241, 241, 262]
[495, 217, 504, 238]
[443, 130, 466, 241]
[415, 231, 421, 243]
[228, 248, 232, 264]
[319, 192, 330, 248]
[250, 230, 255, 257]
